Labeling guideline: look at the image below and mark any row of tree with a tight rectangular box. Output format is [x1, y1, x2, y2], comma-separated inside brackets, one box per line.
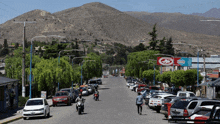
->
[5, 44, 102, 96]
[125, 50, 203, 87]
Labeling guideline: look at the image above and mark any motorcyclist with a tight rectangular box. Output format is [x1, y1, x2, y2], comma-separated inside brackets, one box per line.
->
[75, 93, 85, 112]
[93, 89, 99, 100]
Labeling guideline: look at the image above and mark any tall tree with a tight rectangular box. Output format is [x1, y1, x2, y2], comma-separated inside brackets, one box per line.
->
[148, 24, 159, 50]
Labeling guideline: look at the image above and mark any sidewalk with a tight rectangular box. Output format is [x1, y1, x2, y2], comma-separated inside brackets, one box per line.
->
[0, 99, 52, 124]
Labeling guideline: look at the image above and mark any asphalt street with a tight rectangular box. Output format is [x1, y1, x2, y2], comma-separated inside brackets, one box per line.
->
[10, 76, 168, 124]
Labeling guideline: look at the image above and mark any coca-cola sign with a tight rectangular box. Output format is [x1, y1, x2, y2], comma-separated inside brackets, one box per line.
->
[157, 57, 192, 66]
[157, 57, 173, 65]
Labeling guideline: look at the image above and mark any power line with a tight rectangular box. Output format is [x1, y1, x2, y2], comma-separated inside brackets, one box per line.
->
[0, 1, 17, 12]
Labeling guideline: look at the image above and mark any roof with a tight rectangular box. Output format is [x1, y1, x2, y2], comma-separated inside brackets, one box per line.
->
[200, 78, 220, 86]
[28, 98, 44, 100]
[177, 91, 194, 93]
[0, 76, 19, 86]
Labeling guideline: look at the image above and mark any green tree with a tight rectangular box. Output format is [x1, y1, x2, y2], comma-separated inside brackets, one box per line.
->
[133, 43, 145, 52]
[148, 24, 159, 50]
[82, 53, 102, 83]
[171, 70, 185, 87]
[125, 50, 159, 78]
[156, 71, 173, 86]
[142, 69, 160, 84]
[183, 69, 203, 86]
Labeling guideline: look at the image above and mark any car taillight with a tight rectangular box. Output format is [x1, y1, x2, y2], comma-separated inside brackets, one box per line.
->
[183, 109, 188, 116]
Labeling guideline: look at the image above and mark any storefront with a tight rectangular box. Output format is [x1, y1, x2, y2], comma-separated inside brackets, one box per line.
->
[0, 76, 19, 112]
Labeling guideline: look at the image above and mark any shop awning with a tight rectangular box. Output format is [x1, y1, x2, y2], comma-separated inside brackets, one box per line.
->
[199, 78, 220, 86]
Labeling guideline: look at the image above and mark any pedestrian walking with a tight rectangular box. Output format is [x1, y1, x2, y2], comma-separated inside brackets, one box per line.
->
[136, 92, 143, 115]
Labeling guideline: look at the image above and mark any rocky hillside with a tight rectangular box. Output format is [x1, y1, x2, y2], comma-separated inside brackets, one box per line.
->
[0, 2, 220, 54]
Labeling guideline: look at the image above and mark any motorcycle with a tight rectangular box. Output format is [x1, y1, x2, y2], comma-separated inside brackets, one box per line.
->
[94, 93, 99, 101]
[76, 99, 85, 115]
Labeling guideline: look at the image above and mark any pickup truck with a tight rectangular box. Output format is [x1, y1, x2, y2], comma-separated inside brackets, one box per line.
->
[176, 91, 195, 97]
[168, 104, 220, 124]
[148, 94, 175, 113]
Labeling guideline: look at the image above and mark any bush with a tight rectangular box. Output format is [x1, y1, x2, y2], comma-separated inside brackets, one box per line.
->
[18, 96, 29, 107]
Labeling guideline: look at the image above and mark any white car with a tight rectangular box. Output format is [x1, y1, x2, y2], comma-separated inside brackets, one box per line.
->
[148, 94, 175, 113]
[23, 98, 50, 120]
[81, 87, 89, 96]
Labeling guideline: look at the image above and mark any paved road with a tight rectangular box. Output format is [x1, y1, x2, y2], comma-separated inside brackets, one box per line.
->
[10, 76, 168, 124]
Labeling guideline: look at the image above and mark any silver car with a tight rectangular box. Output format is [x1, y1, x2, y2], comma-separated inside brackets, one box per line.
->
[170, 99, 220, 118]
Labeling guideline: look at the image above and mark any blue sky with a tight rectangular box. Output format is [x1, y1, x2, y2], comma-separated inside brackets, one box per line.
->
[0, 0, 219, 24]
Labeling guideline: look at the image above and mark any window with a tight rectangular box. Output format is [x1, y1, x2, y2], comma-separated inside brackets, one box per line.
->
[188, 102, 198, 109]
[44, 99, 48, 105]
[201, 101, 220, 106]
[26, 100, 43, 106]
[0, 86, 4, 101]
[190, 93, 195, 97]
[179, 93, 186, 97]
[214, 109, 220, 119]
[171, 101, 190, 109]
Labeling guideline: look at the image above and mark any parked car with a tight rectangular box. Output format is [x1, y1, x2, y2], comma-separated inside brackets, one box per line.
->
[169, 104, 220, 124]
[23, 98, 50, 120]
[97, 78, 102, 85]
[87, 85, 95, 94]
[126, 80, 133, 88]
[60, 88, 74, 102]
[88, 79, 99, 89]
[80, 87, 89, 96]
[176, 91, 196, 97]
[73, 89, 79, 102]
[52, 91, 71, 106]
[187, 106, 213, 123]
[136, 84, 147, 93]
[170, 99, 219, 119]
[148, 94, 176, 113]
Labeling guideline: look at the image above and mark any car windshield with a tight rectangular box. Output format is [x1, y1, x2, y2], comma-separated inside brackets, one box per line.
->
[171, 101, 190, 109]
[55, 92, 68, 96]
[89, 80, 97, 84]
[61, 89, 70, 93]
[26, 100, 43, 106]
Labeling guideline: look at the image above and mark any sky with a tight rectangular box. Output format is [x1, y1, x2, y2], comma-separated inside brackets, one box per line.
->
[0, 0, 219, 24]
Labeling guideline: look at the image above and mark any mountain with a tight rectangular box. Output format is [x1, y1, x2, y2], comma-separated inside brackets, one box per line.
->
[191, 8, 220, 19]
[125, 11, 220, 36]
[0, 2, 220, 55]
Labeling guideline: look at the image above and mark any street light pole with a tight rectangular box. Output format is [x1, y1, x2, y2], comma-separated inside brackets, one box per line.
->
[149, 59, 157, 86]
[71, 56, 86, 88]
[14, 21, 36, 97]
[172, 43, 203, 86]
[58, 49, 81, 91]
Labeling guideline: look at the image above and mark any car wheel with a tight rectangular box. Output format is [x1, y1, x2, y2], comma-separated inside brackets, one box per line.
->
[47, 112, 50, 118]
[156, 109, 160, 113]
[44, 111, 47, 118]
[23, 117, 26, 120]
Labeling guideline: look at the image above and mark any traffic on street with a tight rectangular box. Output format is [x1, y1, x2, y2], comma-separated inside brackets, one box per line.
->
[9, 76, 168, 124]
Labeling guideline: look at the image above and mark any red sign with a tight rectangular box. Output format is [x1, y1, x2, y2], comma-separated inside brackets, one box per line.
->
[157, 57, 181, 66]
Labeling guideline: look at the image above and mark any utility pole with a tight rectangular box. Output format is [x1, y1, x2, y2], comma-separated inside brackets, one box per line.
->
[14, 21, 36, 97]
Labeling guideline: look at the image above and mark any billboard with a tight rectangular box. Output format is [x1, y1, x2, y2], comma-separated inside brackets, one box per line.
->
[157, 57, 192, 66]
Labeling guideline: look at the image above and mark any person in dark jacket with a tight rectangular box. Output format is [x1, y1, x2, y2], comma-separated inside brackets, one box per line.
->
[136, 92, 143, 115]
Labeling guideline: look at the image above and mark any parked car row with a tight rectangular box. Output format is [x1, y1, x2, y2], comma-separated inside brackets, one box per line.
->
[125, 77, 220, 123]
[23, 78, 103, 120]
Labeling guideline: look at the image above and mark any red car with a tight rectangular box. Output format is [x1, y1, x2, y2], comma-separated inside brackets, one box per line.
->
[52, 91, 71, 106]
[137, 84, 147, 93]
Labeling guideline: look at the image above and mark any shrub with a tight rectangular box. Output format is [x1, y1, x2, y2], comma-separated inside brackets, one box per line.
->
[18, 96, 29, 107]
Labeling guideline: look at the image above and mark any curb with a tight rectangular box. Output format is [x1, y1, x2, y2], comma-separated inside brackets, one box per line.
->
[0, 104, 53, 124]
[0, 115, 22, 124]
